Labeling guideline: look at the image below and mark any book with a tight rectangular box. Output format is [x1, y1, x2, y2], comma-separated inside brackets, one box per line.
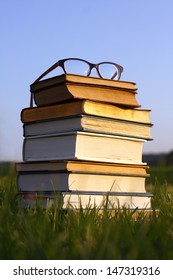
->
[22, 131, 146, 164]
[21, 100, 151, 125]
[30, 74, 140, 108]
[16, 160, 149, 176]
[16, 161, 151, 208]
[23, 114, 152, 140]
[18, 191, 152, 209]
[16, 170, 149, 193]
[31, 73, 138, 91]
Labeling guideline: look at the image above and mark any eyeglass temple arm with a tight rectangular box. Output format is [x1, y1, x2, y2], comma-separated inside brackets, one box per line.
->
[33, 62, 59, 83]
[30, 62, 59, 107]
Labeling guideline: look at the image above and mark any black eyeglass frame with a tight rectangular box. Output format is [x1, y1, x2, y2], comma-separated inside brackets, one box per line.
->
[33, 58, 124, 83]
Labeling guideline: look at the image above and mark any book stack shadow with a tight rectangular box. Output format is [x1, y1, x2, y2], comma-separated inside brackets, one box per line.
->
[16, 74, 153, 210]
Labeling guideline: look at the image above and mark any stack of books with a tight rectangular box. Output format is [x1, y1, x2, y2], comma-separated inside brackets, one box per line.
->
[16, 74, 153, 210]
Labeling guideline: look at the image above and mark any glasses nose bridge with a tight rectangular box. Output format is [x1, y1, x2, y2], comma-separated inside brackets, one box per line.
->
[89, 62, 97, 70]
[89, 62, 100, 76]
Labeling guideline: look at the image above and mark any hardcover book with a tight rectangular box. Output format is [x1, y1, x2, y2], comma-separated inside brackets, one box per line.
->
[23, 131, 146, 164]
[17, 170, 149, 193]
[18, 191, 152, 210]
[23, 114, 152, 140]
[21, 100, 151, 124]
[30, 74, 140, 108]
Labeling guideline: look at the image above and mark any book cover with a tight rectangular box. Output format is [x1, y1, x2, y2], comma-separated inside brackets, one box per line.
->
[17, 171, 148, 193]
[30, 74, 140, 108]
[18, 190, 152, 210]
[21, 100, 151, 124]
[23, 114, 153, 140]
[16, 160, 149, 176]
[23, 131, 146, 164]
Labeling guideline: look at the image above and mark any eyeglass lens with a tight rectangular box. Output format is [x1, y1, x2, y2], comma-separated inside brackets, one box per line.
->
[64, 60, 90, 76]
[98, 63, 119, 80]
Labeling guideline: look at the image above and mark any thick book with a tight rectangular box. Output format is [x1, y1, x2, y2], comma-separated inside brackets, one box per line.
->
[21, 100, 151, 125]
[18, 191, 152, 210]
[22, 131, 146, 164]
[23, 114, 152, 140]
[16, 170, 148, 193]
[16, 161, 151, 209]
[30, 74, 140, 108]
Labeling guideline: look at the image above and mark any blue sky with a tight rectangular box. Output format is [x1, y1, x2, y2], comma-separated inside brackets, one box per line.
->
[1, 0, 173, 161]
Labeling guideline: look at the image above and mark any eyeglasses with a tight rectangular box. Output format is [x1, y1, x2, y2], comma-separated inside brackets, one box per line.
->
[33, 58, 123, 83]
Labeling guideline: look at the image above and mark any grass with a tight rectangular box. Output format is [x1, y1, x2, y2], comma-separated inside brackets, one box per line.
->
[0, 163, 173, 260]
[146, 165, 173, 185]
